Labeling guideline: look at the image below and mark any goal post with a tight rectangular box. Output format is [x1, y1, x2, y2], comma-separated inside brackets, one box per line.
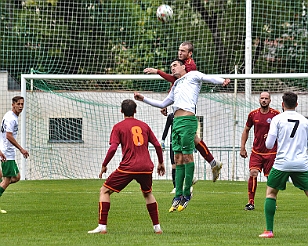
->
[19, 73, 308, 181]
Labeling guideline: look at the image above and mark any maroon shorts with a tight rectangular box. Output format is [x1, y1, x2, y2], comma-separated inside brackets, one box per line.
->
[249, 151, 276, 176]
[103, 169, 153, 193]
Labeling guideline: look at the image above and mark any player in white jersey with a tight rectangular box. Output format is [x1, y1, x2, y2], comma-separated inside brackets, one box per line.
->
[134, 59, 230, 212]
[0, 96, 29, 214]
[259, 91, 308, 238]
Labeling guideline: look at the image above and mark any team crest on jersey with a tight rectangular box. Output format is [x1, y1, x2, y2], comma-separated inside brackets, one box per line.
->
[267, 118, 272, 123]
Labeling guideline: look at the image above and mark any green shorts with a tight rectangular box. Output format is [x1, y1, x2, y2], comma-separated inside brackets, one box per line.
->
[1, 160, 20, 177]
[267, 167, 308, 191]
[172, 115, 197, 154]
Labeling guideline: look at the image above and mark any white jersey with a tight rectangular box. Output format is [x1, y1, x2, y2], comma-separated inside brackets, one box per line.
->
[267, 110, 308, 172]
[0, 110, 19, 160]
[166, 71, 224, 114]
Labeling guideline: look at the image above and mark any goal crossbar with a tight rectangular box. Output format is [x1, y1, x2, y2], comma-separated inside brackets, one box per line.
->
[21, 73, 308, 80]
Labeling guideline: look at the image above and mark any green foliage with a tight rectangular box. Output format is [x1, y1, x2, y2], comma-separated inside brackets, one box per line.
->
[1, 179, 308, 245]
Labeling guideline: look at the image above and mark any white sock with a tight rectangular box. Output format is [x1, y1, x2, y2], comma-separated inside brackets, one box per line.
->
[98, 224, 107, 230]
[210, 160, 216, 168]
[153, 224, 161, 231]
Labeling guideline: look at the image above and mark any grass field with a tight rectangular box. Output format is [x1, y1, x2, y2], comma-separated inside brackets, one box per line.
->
[1, 179, 307, 246]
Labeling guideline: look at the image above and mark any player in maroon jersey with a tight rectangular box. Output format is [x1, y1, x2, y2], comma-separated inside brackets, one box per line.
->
[144, 41, 197, 85]
[144, 41, 223, 182]
[144, 41, 196, 86]
[88, 99, 165, 234]
[240, 92, 280, 210]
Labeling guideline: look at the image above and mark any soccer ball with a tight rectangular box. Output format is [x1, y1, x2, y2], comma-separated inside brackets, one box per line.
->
[156, 5, 173, 23]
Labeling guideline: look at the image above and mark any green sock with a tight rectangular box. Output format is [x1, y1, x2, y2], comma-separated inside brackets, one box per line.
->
[175, 165, 185, 197]
[183, 162, 194, 197]
[264, 197, 276, 231]
[0, 186, 5, 197]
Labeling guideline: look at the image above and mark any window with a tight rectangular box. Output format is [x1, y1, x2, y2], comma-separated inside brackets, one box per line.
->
[49, 118, 83, 143]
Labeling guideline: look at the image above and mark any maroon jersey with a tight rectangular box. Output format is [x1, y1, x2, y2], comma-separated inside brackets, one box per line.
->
[184, 57, 197, 72]
[109, 118, 158, 173]
[246, 108, 280, 154]
[157, 57, 197, 85]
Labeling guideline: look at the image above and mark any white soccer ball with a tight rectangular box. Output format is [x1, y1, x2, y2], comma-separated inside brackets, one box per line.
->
[156, 5, 173, 23]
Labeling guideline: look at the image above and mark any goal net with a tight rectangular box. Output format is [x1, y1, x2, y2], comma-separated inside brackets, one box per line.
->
[12, 73, 308, 182]
[0, 0, 308, 180]
[1, 1, 307, 77]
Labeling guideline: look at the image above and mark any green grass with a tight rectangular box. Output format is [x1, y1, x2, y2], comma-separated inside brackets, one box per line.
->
[1, 179, 307, 246]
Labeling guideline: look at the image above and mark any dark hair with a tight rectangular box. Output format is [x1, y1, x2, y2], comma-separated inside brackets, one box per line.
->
[121, 99, 137, 117]
[171, 58, 185, 66]
[12, 96, 24, 103]
[180, 41, 194, 53]
[282, 91, 297, 109]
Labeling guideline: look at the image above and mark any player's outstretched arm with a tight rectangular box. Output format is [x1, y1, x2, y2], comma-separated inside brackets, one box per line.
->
[143, 68, 158, 74]
[200, 73, 230, 87]
[134, 92, 144, 101]
[222, 79, 231, 87]
[134, 92, 173, 109]
[144, 67, 176, 83]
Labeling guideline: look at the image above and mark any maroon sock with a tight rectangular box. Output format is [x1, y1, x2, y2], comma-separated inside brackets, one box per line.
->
[147, 202, 159, 225]
[248, 176, 257, 204]
[195, 140, 214, 163]
[98, 202, 110, 225]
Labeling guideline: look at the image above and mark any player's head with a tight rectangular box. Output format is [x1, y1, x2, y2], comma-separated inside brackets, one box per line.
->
[121, 99, 137, 117]
[178, 41, 194, 60]
[259, 91, 271, 109]
[170, 59, 186, 78]
[12, 96, 24, 116]
[282, 91, 298, 109]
